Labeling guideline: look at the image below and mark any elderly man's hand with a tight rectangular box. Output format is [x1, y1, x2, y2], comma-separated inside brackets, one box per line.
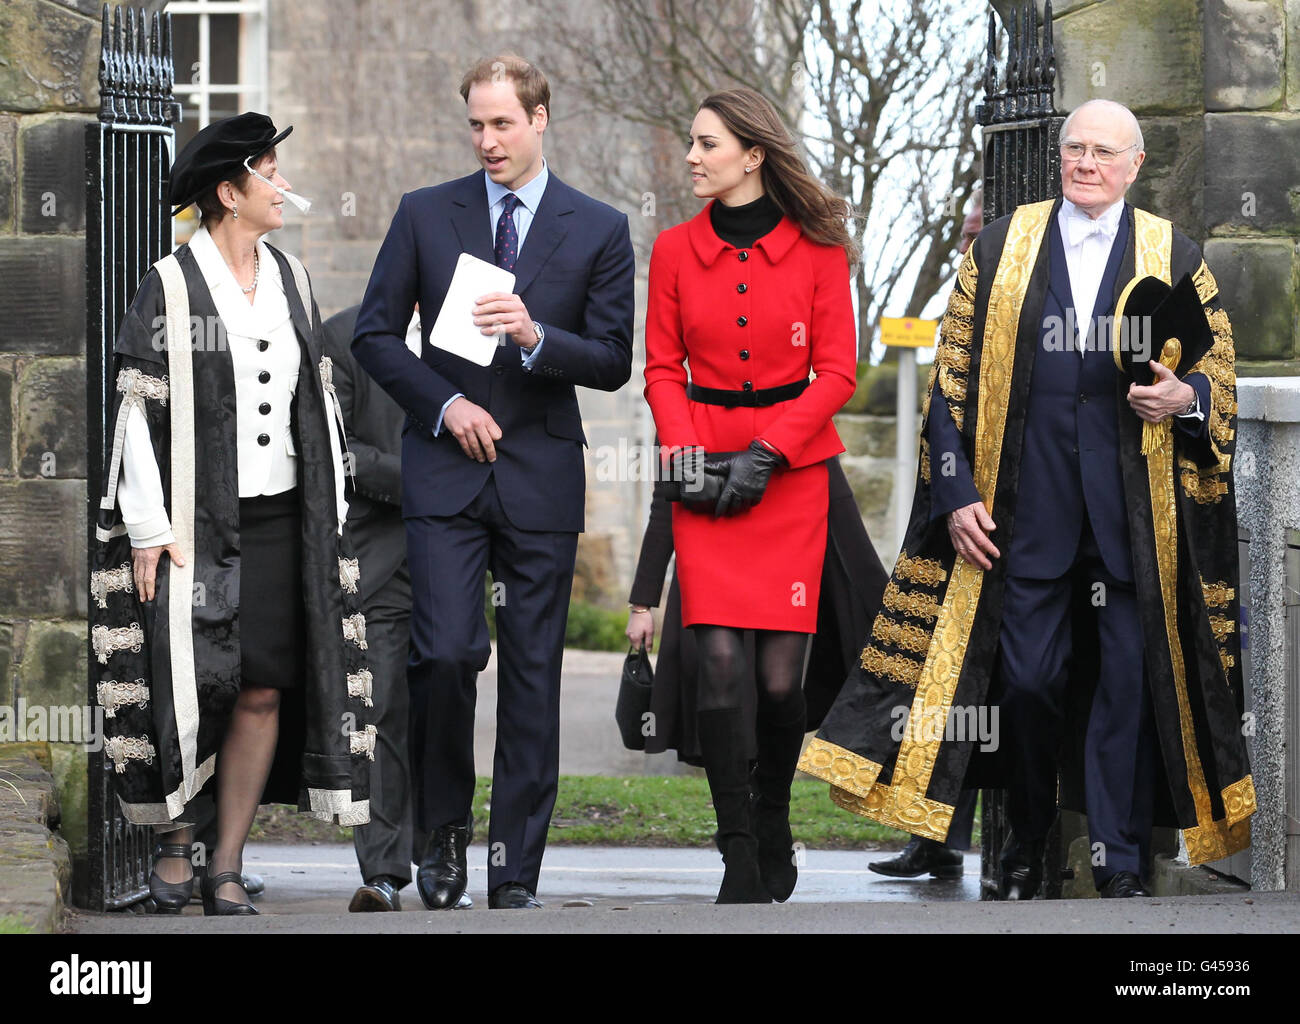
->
[947, 501, 999, 571]
[132, 542, 186, 603]
[1128, 361, 1195, 424]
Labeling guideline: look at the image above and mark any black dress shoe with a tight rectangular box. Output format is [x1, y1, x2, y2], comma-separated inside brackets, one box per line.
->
[488, 882, 542, 909]
[869, 836, 964, 879]
[349, 877, 402, 912]
[416, 815, 473, 910]
[998, 832, 1045, 901]
[1099, 871, 1151, 898]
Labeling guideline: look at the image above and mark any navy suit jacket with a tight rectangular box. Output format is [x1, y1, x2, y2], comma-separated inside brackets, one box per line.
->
[351, 171, 635, 532]
[929, 201, 1211, 583]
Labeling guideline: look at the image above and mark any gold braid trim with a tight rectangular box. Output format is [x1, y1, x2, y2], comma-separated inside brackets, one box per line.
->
[872, 616, 934, 655]
[1180, 467, 1229, 504]
[1202, 581, 1235, 608]
[1209, 615, 1236, 642]
[1222, 775, 1257, 826]
[827, 781, 955, 843]
[1192, 260, 1220, 304]
[1193, 308, 1237, 449]
[859, 644, 924, 688]
[894, 551, 948, 587]
[1219, 649, 1236, 674]
[796, 738, 883, 797]
[882, 581, 941, 623]
[932, 248, 977, 435]
[920, 437, 931, 484]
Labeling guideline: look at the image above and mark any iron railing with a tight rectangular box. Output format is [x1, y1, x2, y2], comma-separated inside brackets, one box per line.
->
[84, 2, 180, 912]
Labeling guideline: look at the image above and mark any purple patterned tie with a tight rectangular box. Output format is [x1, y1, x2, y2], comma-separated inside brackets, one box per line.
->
[494, 193, 521, 271]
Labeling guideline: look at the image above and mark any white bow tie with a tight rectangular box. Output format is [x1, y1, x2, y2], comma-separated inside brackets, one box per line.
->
[1066, 212, 1112, 248]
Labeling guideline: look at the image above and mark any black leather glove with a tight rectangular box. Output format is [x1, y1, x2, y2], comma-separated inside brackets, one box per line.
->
[671, 447, 725, 513]
[712, 440, 785, 517]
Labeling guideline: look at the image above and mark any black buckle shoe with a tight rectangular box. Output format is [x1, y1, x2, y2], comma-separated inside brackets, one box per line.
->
[416, 815, 473, 910]
[201, 871, 259, 916]
[998, 833, 1045, 901]
[1099, 871, 1151, 898]
[488, 882, 542, 909]
[869, 836, 964, 879]
[149, 843, 194, 914]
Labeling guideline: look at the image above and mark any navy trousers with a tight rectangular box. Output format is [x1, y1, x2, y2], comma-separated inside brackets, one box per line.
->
[998, 521, 1159, 887]
[405, 473, 578, 895]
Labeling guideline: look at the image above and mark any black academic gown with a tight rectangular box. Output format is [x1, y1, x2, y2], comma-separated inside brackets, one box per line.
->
[90, 243, 373, 827]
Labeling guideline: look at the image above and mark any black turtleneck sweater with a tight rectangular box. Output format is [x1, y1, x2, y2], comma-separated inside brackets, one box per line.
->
[710, 192, 783, 249]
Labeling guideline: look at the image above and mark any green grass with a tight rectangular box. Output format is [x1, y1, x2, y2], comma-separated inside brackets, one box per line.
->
[251, 775, 933, 850]
[0, 915, 32, 935]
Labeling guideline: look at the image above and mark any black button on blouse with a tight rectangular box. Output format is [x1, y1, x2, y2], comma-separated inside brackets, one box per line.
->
[257, 433, 270, 446]
[259, 402, 271, 415]
[258, 370, 270, 383]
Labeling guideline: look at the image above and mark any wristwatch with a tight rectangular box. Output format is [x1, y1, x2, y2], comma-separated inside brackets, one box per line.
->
[531, 320, 545, 348]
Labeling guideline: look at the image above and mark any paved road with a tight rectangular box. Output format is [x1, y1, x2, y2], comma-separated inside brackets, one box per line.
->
[65, 842, 1300, 933]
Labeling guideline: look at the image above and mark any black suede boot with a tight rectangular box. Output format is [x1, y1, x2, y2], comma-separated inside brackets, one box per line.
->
[698, 707, 771, 905]
[751, 695, 806, 901]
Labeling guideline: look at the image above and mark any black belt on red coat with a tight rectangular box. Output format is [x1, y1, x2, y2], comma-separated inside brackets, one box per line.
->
[687, 378, 809, 408]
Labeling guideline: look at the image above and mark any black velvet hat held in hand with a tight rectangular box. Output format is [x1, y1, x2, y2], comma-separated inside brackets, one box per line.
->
[169, 112, 292, 215]
[1111, 272, 1214, 387]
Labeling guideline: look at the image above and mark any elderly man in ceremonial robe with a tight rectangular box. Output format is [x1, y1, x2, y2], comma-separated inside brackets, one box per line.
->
[800, 99, 1254, 899]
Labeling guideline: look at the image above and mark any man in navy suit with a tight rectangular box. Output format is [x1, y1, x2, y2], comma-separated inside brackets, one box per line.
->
[352, 54, 635, 909]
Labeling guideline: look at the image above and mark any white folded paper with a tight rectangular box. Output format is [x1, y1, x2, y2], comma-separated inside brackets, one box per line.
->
[427, 252, 516, 367]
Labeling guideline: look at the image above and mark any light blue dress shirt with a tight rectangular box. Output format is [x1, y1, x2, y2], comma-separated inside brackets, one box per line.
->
[434, 161, 551, 436]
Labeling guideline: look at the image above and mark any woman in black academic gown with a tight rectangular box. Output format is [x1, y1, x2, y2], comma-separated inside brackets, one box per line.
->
[91, 114, 372, 916]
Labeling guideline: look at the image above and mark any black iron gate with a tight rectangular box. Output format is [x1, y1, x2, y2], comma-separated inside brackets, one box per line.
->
[84, 2, 180, 912]
[974, 1, 1065, 900]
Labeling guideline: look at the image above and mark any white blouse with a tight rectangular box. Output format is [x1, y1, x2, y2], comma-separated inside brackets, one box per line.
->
[117, 226, 304, 548]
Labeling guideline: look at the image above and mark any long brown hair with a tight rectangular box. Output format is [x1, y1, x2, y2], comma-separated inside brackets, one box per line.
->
[699, 88, 857, 263]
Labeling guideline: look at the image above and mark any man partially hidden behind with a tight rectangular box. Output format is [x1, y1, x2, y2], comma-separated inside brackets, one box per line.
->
[801, 99, 1254, 898]
[352, 55, 635, 909]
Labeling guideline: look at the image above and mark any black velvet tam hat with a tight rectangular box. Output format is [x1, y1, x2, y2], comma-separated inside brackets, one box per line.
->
[1111, 272, 1214, 387]
[169, 112, 292, 215]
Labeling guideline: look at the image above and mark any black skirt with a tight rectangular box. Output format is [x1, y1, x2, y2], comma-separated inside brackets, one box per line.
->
[238, 488, 306, 690]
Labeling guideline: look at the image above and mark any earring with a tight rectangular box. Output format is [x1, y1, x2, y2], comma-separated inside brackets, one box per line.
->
[744, 166, 753, 174]
[231, 205, 238, 220]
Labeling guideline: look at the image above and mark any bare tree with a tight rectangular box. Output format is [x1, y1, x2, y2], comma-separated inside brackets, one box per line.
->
[542, 0, 984, 359]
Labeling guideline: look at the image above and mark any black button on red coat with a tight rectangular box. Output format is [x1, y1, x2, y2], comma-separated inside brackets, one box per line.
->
[740, 349, 750, 360]
[737, 316, 748, 327]
[742, 381, 753, 391]
[737, 251, 749, 261]
[737, 283, 747, 293]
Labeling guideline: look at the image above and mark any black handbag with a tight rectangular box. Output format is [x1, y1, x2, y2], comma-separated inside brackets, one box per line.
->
[615, 645, 655, 751]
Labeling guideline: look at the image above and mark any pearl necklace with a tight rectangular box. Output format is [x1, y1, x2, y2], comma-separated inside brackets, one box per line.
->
[240, 250, 260, 294]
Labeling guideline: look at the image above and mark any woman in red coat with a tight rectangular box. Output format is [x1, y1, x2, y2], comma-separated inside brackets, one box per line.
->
[643, 88, 858, 903]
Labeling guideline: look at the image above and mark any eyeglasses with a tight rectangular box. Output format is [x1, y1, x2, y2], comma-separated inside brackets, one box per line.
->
[1060, 141, 1137, 166]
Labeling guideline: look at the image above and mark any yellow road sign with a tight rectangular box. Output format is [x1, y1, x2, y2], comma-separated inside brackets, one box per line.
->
[880, 317, 938, 348]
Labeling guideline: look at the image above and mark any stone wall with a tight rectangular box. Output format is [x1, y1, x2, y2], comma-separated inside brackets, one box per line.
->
[998, 0, 1299, 375]
[0, 0, 131, 876]
[264, 0, 662, 606]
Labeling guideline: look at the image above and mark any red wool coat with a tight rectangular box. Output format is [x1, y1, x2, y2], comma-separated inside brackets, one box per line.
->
[644, 204, 858, 630]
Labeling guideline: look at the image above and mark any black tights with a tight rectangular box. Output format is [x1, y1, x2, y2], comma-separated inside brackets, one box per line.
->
[693, 625, 809, 713]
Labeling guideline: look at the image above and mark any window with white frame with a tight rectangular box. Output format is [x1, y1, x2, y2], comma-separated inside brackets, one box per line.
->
[167, 0, 269, 239]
